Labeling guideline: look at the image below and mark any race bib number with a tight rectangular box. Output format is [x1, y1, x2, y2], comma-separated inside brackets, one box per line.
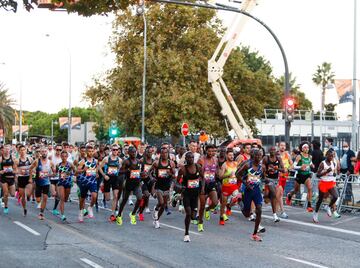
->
[60, 172, 67, 179]
[107, 166, 118, 176]
[20, 167, 29, 176]
[3, 166, 13, 173]
[144, 164, 152, 173]
[39, 171, 48, 179]
[130, 170, 141, 179]
[187, 179, 199, 189]
[158, 169, 168, 179]
[224, 177, 237, 185]
[86, 168, 96, 177]
[248, 174, 260, 184]
[204, 171, 215, 182]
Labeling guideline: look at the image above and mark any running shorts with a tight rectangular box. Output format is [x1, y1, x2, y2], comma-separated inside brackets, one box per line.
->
[222, 184, 238, 197]
[18, 176, 30, 188]
[295, 173, 311, 185]
[183, 191, 199, 211]
[35, 184, 50, 198]
[242, 186, 263, 212]
[319, 181, 336, 193]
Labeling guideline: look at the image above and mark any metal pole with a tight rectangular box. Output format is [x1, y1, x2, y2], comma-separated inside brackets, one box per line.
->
[19, 78, 22, 143]
[320, 109, 323, 146]
[352, 0, 358, 151]
[311, 110, 314, 141]
[141, 13, 147, 142]
[183, 135, 186, 147]
[68, 50, 72, 145]
[51, 120, 54, 145]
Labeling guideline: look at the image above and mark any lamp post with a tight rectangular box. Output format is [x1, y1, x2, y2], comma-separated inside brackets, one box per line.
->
[351, 0, 358, 150]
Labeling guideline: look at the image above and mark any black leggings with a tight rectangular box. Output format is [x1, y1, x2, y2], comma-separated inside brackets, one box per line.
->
[315, 187, 338, 212]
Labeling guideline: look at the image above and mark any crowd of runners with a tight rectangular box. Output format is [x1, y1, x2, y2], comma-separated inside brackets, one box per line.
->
[0, 138, 348, 242]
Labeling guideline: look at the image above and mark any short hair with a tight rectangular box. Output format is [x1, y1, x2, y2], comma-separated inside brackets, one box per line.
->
[205, 144, 216, 151]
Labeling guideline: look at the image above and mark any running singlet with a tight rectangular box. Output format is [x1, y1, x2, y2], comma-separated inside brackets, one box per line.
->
[182, 165, 201, 193]
[57, 162, 73, 183]
[281, 152, 291, 170]
[36, 159, 51, 186]
[203, 158, 217, 184]
[51, 155, 62, 181]
[1, 156, 15, 179]
[105, 157, 120, 177]
[155, 160, 172, 190]
[243, 160, 263, 187]
[320, 160, 337, 182]
[298, 154, 311, 176]
[79, 159, 97, 186]
[127, 159, 142, 185]
[222, 162, 238, 187]
[265, 156, 280, 179]
[18, 157, 31, 178]
[141, 160, 153, 184]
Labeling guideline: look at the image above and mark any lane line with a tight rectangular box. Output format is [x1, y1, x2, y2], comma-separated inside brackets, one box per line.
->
[13, 221, 41, 236]
[71, 199, 201, 236]
[80, 258, 103, 268]
[283, 257, 329, 268]
[232, 210, 360, 237]
[330, 217, 358, 226]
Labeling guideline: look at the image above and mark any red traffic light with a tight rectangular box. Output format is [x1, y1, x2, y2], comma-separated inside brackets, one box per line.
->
[286, 98, 295, 107]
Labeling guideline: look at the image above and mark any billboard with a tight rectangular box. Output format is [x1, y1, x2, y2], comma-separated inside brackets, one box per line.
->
[12, 125, 30, 134]
[59, 117, 81, 130]
[335, 79, 360, 104]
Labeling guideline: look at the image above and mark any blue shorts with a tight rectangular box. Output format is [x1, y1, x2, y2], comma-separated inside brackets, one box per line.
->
[58, 179, 72, 189]
[242, 186, 263, 213]
[78, 181, 98, 198]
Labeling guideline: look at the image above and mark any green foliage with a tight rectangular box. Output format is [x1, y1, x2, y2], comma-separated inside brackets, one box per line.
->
[0, 83, 15, 141]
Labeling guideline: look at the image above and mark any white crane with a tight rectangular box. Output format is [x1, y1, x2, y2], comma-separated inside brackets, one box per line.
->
[208, 0, 259, 139]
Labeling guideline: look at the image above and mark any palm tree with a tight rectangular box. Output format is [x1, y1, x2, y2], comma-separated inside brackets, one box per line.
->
[0, 83, 15, 141]
[312, 62, 335, 112]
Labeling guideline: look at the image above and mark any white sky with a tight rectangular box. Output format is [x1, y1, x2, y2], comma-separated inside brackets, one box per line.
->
[0, 0, 359, 115]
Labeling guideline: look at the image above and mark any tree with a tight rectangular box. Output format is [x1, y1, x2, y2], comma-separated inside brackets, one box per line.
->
[0, 83, 15, 141]
[84, 6, 286, 138]
[312, 62, 335, 112]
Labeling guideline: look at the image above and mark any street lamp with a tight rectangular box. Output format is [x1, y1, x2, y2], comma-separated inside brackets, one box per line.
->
[45, 34, 72, 144]
[137, 0, 147, 143]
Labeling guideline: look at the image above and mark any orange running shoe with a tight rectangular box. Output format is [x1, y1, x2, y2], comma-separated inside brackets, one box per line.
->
[139, 213, 144, 221]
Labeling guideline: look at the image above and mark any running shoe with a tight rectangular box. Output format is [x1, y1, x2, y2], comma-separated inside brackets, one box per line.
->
[219, 219, 225, 225]
[205, 210, 211, 221]
[4, 207, 9, 214]
[178, 205, 184, 213]
[325, 205, 332, 217]
[139, 213, 144, 221]
[312, 212, 319, 223]
[251, 234, 262, 242]
[116, 216, 123, 226]
[223, 214, 229, 221]
[87, 206, 94, 218]
[52, 209, 60, 216]
[258, 225, 266, 233]
[307, 207, 314, 213]
[226, 205, 232, 216]
[198, 223, 204, 232]
[249, 213, 256, 222]
[286, 193, 292, 206]
[83, 209, 88, 217]
[183, 235, 191, 242]
[38, 213, 44, 220]
[145, 207, 151, 214]
[36, 202, 41, 209]
[152, 206, 158, 220]
[191, 219, 198, 225]
[130, 213, 137, 225]
[273, 214, 280, 223]
[61, 215, 67, 222]
[333, 211, 341, 219]
[128, 199, 134, 206]
[279, 212, 288, 219]
[109, 214, 116, 222]
[153, 220, 160, 229]
[79, 210, 84, 223]
[23, 209, 27, 217]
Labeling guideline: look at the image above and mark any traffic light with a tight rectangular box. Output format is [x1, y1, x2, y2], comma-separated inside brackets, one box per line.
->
[285, 97, 295, 122]
[136, 0, 145, 15]
[109, 121, 120, 138]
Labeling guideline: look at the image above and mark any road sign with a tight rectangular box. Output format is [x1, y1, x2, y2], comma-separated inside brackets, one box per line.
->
[181, 123, 189, 136]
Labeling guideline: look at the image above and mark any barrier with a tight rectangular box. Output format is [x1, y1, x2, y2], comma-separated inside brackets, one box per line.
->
[337, 174, 360, 215]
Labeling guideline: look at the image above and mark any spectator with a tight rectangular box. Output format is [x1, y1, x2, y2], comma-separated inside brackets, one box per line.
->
[354, 151, 360, 175]
[340, 142, 355, 175]
[311, 140, 324, 173]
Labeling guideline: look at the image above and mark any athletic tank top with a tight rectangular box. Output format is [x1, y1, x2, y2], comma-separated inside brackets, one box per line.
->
[222, 161, 238, 187]
[127, 159, 141, 185]
[1, 156, 15, 179]
[82, 159, 97, 184]
[182, 164, 201, 192]
[203, 157, 217, 184]
[243, 160, 262, 187]
[155, 159, 172, 190]
[105, 156, 120, 176]
[298, 154, 311, 175]
[320, 160, 336, 182]
[57, 162, 72, 181]
[18, 157, 31, 178]
[281, 152, 291, 169]
[36, 159, 51, 186]
[141, 159, 153, 183]
[265, 156, 280, 179]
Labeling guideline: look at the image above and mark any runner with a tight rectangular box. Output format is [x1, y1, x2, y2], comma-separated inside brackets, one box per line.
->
[235, 143, 251, 163]
[278, 141, 293, 218]
[286, 142, 315, 212]
[15, 145, 33, 216]
[0, 144, 17, 214]
[29, 147, 55, 220]
[56, 150, 76, 221]
[218, 149, 240, 225]
[99, 144, 122, 222]
[138, 146, 154, 221]
[77, 145, 99, 222]
[177, 152, 204, 242]
[150, 146, 176, 229]
[313, 149, 341, 223]
[50, 144, 63, 216]
[197, 144, 219, 232]
[116, 146, 142, 226]
[236, 149, 265, 241]
[262, 146, 284, 222]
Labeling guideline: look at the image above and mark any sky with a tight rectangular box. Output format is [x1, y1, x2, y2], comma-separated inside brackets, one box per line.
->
[0, 0, 359, 118]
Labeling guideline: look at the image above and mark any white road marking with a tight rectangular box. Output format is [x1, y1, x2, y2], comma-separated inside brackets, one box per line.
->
[13, 221, 40, 236]
[283, 256, 329, 268]
[80, 258, 103, 268]
[330, 216, 357, 226]
[160, 223, 201, 236]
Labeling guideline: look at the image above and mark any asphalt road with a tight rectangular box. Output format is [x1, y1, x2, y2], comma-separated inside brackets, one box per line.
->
[0, 191, 359, 268]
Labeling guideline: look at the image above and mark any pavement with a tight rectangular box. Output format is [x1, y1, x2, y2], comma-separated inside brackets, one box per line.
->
[0, 191, 360, 268]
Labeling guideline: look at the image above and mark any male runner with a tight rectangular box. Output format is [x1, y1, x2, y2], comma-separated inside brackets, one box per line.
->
[0, 144, 17, 214]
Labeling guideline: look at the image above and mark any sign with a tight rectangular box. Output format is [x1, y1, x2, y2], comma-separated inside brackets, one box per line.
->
[181, 123, 189, 136]
[59, 117, 81, 130]
[335, 79, 360, 104]
[12, 125, 30, 134]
